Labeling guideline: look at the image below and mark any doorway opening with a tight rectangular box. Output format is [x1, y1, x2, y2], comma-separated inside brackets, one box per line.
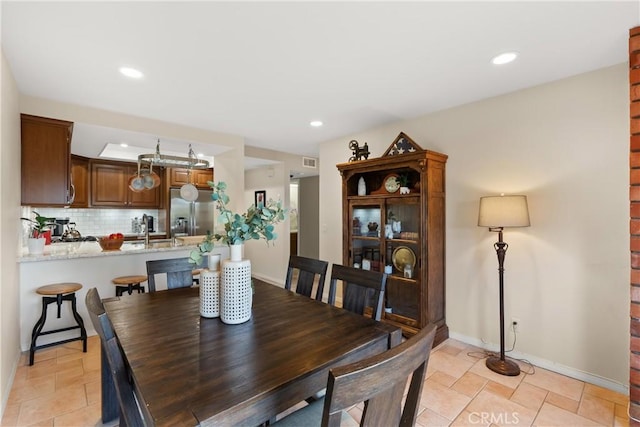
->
[289, 180, 299, 256]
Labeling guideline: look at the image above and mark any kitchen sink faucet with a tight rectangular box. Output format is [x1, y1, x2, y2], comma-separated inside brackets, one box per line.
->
[142, 214, 150, 247]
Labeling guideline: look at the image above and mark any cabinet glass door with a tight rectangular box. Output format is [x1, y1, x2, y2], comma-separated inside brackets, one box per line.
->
[384, 197, 420, 322]
[350, 203, 382, 272]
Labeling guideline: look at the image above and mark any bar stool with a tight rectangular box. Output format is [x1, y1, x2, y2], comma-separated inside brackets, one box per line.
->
[30, 283, 87, 365]
[112, 275, 147, 296]
[192, 269, 202, 285]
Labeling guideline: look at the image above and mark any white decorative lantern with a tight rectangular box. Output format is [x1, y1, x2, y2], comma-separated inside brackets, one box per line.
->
[220, 244, 252, 324]
[200, 270, 220, 318]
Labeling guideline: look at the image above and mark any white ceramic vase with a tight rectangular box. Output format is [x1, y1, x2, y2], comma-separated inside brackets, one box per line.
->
[27, 237, 46, 255]
[220, 244, 252, 324]
[230, 243, 243, 262]
[208, 253, 221, 271]
[357, 177, 366, 196]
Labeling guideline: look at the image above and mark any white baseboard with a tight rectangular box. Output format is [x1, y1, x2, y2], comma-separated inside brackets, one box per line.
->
[449, 331, 629, 396]
[252, 274, 282, 287]
[1, 347, 22, 422]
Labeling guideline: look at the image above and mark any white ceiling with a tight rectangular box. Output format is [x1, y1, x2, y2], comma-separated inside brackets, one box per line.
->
[2, 1, 638, 162]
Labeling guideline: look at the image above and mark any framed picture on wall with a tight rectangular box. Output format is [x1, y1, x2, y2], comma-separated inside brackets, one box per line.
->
[255, 190, 266, 209]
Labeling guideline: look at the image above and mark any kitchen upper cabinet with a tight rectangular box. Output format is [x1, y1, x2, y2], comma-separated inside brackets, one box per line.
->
[70, 155, 89, 208]
[90, 160, 162, 208]
[21, 114, 74, 206]
[168, 168, 214, 189]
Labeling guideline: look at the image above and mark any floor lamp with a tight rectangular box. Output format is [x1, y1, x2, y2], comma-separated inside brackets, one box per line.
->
[478, 194, 530, 376]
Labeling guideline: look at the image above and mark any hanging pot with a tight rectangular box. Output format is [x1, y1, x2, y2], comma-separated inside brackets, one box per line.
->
[143, 163, 161, 189]
[149, 170, 161, 188]
[180, 168, 198, 201]
[129, 162, 145, 192]
[180, 184, 198, 201]
[143, 168, 154, 189]
[128, 175, 144, 192]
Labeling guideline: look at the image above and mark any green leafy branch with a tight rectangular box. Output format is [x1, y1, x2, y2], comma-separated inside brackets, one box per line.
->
[189, 182, 287, 265]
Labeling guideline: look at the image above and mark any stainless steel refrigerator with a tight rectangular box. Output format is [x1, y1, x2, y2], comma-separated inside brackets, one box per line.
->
[169, 188, 215, 237]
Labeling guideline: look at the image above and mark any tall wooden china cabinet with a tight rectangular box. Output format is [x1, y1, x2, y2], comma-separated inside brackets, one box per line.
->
[337, 132, 448, 344]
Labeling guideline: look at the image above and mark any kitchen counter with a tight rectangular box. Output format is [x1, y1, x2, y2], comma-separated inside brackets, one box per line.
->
[18, 241, 229, 351]
[18, 240, 196, 263]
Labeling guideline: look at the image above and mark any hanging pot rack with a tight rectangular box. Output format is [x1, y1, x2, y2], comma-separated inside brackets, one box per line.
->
[137, 140, 210, 170]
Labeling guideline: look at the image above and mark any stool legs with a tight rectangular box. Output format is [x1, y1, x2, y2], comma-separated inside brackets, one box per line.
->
[70, 292, 88, 353]
[115, 283, 145, 297]
[29, 297, 50, 365]
[29, 292, 88, 366]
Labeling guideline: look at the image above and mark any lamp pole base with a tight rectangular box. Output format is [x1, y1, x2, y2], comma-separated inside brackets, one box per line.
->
[486, 355, 520, 376]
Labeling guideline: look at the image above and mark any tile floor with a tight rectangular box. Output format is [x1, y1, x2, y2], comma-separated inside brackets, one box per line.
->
[0, 335, 631, 426]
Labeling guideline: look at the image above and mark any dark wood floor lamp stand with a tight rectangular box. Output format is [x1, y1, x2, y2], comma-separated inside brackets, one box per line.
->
[485, 228, 520, 376]
[478, 194, 530, 377]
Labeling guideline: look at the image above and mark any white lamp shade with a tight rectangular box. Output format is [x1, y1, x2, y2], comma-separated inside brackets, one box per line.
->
[478, 195, 530, 228]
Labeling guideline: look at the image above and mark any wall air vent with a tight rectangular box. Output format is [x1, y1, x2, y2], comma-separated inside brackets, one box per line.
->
[302, 157, 317, 168]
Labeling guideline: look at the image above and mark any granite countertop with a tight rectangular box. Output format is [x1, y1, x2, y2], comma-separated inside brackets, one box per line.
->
[19, 240, 199, 263]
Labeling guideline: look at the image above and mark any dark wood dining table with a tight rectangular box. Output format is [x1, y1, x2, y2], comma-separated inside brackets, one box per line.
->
[101, 279, 401, 426]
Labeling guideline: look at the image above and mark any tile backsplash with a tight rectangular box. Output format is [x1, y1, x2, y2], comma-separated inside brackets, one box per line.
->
[22, 207, 163, 238]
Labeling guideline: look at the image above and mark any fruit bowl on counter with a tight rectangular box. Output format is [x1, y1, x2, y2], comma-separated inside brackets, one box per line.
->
[99, 233, 124, 251]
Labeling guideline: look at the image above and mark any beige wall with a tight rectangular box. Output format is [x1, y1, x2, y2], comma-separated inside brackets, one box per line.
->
[1, 49, 23, 415]
[319, 64, 629, 392]
[244, 165, 290, 284]
[245, 145, 320, 178]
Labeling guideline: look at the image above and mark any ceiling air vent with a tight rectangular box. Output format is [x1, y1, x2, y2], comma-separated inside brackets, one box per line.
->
[302, 157, 317, 168]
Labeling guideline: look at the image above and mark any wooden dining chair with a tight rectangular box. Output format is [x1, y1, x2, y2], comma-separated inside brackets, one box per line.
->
[284, 255, 329, 301]
[146, 257, 194, 292]
[275, 323, 437, 427]
[327, 264, 387, 321]
[85, 288, 145, 427]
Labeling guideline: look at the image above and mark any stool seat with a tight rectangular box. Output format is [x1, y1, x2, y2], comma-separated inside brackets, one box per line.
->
[112, 275, 148, 285]
[36, 282, 82, 296]
[112, 275, 147, 296]
[30, 282, 87, 365]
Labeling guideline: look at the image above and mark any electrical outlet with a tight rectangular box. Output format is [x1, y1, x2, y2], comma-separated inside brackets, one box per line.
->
[511, 317, 521, 333]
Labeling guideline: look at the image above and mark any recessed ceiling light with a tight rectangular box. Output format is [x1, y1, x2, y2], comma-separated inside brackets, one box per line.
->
[119, 67, 144, 79]
[120, 143, 128, 148]
[310, 121, 323, 127]
[491, 52, 518, 65]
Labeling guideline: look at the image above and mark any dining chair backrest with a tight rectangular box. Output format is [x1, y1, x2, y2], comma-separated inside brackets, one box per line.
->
[85, 288, 145, 427]
[323, 323, 437, 426]
[85, 287, 113, 341]
[328, 264, 387, 321]
[284, 255, 329, 301]
[146, 257, 194, 292]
